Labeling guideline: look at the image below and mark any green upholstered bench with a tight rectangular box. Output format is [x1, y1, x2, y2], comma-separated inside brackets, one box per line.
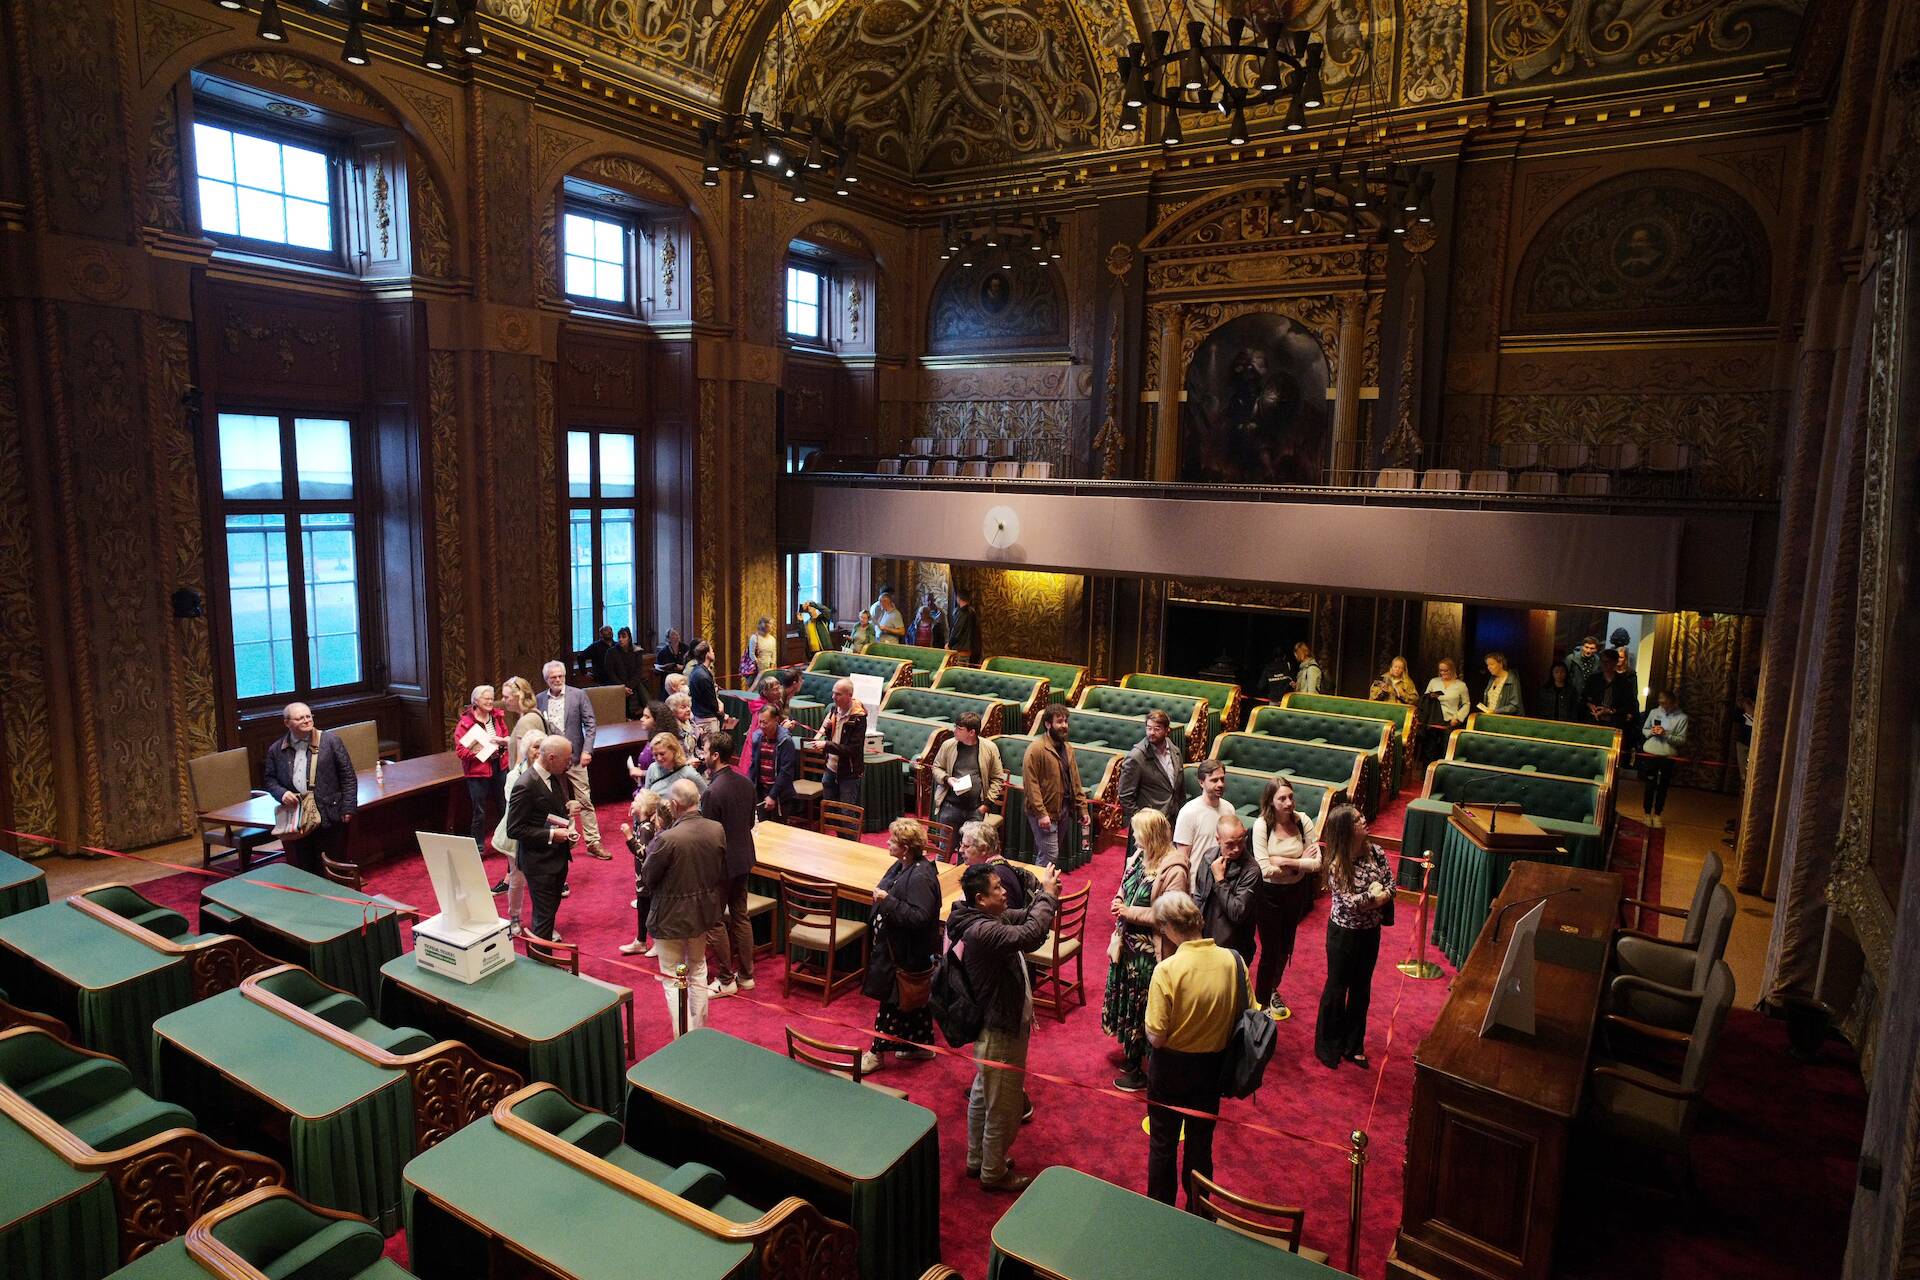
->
[187, 1186, 401, 1280]
[1065, 707, 1150, 754]
[864, 642, 957, 687]
[0, 1026, 195, 1151]
[1467, 712, 1623, 755]
[797, 670, 839, 704]
[1448, 730, 1614, 786]
[1209, 732, 1373, 817]
[1181, 764, 1331, 826]
[881, 686, 1010, 737]
[934, 667, 1049, 730]
[982, 655, 1088, 704]
[1075, 686, 1207, 762]
[253, 967, 435, 1057]
[1246, 705, 1397, 797]
[1281, 692, 1415, 791]
[805, 650, 912, 690]
[876, 713, 952, 816]
[1399, 760, 1606, 888]
[1120, 672, 1245, 739]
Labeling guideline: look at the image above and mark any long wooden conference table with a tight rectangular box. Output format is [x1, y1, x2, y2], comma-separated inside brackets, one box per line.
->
[748, 820, 967, 920]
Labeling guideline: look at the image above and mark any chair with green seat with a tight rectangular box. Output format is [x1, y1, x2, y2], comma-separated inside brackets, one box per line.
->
[1120, 671, 1245, 738]
[876, 713, 951, 816]
[934, 666, 1049, 731]
[0, 1026, 195, 1150]
[982, 655, 1088, 703]
[1064, 707, 1150, 754]
[1182, 765, 1330, 827]
[79, 885, 195, 941]
[1467, 711, 1622, 756]
[1246, 706, 1396, 799]
[865, 641, 957, 687]
[187, 1185, 404, 1280]
[71, 883, 279, 999]
[990, 735, 1123, 864]
[1075, 685, 1207, 761]
[882, 686, 1009, 737]
[1447, 729, 1614, 786]
[252, 966, 435, 1055]
[1210, 732, 1374, 818]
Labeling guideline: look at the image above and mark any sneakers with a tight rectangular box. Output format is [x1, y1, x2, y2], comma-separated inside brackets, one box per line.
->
[736, 975, 756, 991]
[490, 878, 509, 894]
[643, 942, 659, 958]
[710, 979, 738, 999]
[1112, 1069, 1148, 1093]
[629, 898, 638, 909]
[897, 1046, 935, 1061]
[1265, 993, 1291, 1022]
[858, 1051, 883, 1075]
[1649, 814, 1664, 829]
[561, 884, 571, 897]
[618, 939, 647, 956]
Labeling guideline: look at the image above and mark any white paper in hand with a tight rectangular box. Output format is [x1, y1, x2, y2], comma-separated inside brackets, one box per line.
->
[459, 722, 497, 761]
[951, 774, 974, 795]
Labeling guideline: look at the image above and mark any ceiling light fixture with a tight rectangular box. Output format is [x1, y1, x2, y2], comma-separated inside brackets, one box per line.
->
[222, 1, 488, 68]
[1117, 17, 1323, 150]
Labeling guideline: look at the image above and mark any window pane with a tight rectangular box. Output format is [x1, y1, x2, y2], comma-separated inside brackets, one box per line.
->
[198, 178, 239, 235]
[598, 434, 635, 499]
[302, 514, 360, 689]
[226, 515, 292, 699]
[797, 553, 822, 606]
[594, 218, 624, 261]
[294, 418, 353, 499]
[569, 509, 594, 649]
[236, 186, 286, 243]
[564, 256, 595, 298]
[284, 198, 332, 250]
[600, 510, 633, 603]
[280, 144, 330, 201]
[219, 414, 283, 499]
[193, 123, 234, 182]
[232, 131, 284, 192]
[568, 432, 592, 498]
[564, 213, 595, 255]
[594, 261, 625, 302]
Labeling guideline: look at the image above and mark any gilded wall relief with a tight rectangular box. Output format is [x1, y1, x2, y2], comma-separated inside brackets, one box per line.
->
[386, 78, 457, 158]
[532, 0, 731, 91]
[926, 252, 1065, 354]
[0, 312, 57, 836]
[916, 400, 1074, 472]
[1399, 0, 1467, 104]
[1443, 159, 1512, 364]
[143, 100, 187, 233]
[136, 1, 226, 84]
[429, 352, 468, 735]
[33, 0, 135, 236]
[410, 149, 456, 279]
[972, 569, 1087, 666]
[1484, 0, 1807, 91]
[536, 363, 562, 660]
[1511, 170, 1770, 331]
[483, 96, 535, 306]
[215, 50, 380, 109]
[1180, 313, 1333, 485]
[1488, 389, 1782, 497]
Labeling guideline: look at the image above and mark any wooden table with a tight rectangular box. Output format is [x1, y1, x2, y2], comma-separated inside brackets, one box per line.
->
[587, 720, 648, 804]
[200, 753, 469, 869]
[750, 821, 966, 919]
[1388, 860, 1623, 1280]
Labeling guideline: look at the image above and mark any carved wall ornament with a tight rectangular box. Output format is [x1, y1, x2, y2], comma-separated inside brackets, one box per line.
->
[136, 0, 225, 84]
[1092, 284, 1124, 479]
[565, 351, 635, 403]
[847, 280, 862, 342]
[1511, 169, 1771, 331]
[373, 158, 393, 257]
[221, 308, 343, 377]
[579, 154, 684, 206]
[1105, 242, 1135, 278]
[409, 150, 456, 279]
[1519, 164, 1601, 223]
[215, 50, 379, 110]
[496, 310, 534, 353]
[1485, 0, 1808, 89]
[660, 232, 678, 308]
[428, 351, 468, 735]
[793, 219, 875, 259]
[1166, 580, 1313, 613]
[693, 230, 716, 321]
[1398, 0, 1467, 104]
[483, 97, 533, 306]
[537, 125, 594, 182]
[1701, 145, 1787, 211]
[0, 312, 56, 836]
[916, 399, 1074, 472]
[538, 0, 731, 93]
[68, 248, 132, 305]
[1488, 388, 1780, 497]
[927, 252, 1066, 354]
[143, 100, 187, 233]
[386, 78, 456, 157]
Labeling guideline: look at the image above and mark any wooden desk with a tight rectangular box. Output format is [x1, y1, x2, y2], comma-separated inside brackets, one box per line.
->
[1389, 860, 1623, 1280]
[750, 821, 966, 918]
[587, 720, 647, 803]
[200, 754, 468, 869]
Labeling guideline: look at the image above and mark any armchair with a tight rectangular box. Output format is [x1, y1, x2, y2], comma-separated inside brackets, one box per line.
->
[1607, 885, 1734, 1033]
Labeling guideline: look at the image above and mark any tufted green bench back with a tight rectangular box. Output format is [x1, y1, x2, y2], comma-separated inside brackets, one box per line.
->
[807, 649, 911, 685]
[1211, 732, 1369, 804]
[1077, 685, 1206, 760]
[1281, 693, 1413, 743]
[1120, 672, 1241, 738]
[882, 686, 1008, 736]
[865, 642, 956, 687]
[1247, 706, 1392, 756]
[1468, 712, 1622, 753]
[876, 713, 951, 764]
[1182, 764, 1330, 824]
[1448, 731, 1612, 784]
[1064, 707, 1149, 754]
[994, 733, 1122, 798]
[1425, 761, 1602, 825]
[982, 656, 1088, 703]
[935, 667, 1048, 728]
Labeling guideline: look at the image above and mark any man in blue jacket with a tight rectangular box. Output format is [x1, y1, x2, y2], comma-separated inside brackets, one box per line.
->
[748, 703, 798, 818]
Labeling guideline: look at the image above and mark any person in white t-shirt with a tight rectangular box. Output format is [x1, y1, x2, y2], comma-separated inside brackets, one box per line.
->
[1421, 658, 1471, 762]
[1174, 759, 1232, 875]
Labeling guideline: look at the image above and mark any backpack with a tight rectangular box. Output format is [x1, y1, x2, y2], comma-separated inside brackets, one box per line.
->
[1219, 951, 1278, 1099]
[929, 937, 985, 1048]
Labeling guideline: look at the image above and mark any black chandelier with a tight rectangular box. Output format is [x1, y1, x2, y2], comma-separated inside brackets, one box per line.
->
[938, 212, 1062, 269]
[699, 113, 861, 203]
[212, 1, 485, 69]
[1279, 161, 1434, 239]
[1117, 19, 1324, 145]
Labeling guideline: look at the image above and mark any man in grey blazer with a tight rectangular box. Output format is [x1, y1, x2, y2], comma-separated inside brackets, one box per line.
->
[538, 660, 609, 859]
[1116, 709, 1182, 856]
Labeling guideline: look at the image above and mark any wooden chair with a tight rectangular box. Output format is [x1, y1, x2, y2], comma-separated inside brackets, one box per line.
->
[1497, 441, 1540, 469]
[917, 1269, 961, 1280]
[792, 748, 826, 828]
[319, 852, 364, 891]
[1567, 471, 1612, 497]
[1019, 461, 1053, 479]
[746, 889, 780, 958]
[1030, 884, 1090, 1020]
[332, 721, 381, 774]
[1465, 468, 1511, 492]
[783, 1026, 909, 1100]
[1374, 467, 1415, 489]
[1188, 1170, 1331, 1264]
[1418, 468, 1461, 491]
[923, 820, 957, 863]
[1517, 470, 1562, 495]
[522, 935, 637, 1057]
[989, 461, 1020, 480]
[187, 748, 282, 870]
[779, 874, 868, 1005]
[1586, 961, 1734, 1184]
[586, 684, 628, 727]
[820, 800, 865, 842]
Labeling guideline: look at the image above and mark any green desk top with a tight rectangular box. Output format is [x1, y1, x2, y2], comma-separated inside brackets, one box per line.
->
[0, 849, 42, 892]
[107, 1237, 414, 1280]
[0, 899, 177, 990]
[380, 954, 619, 1044]
[405, 1117, 751, 1278]
[200, 864, 401, 945]
[153, 988, 401, 1120]
[992, 1167, 1341, 1279]
[625, 1029, 934, 1183]
[0, 1107, 101, 1231]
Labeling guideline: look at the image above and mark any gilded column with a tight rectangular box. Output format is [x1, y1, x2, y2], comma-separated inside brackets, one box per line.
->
[1332, 293, 1366, 477]
[1152, 308, 1182, 482]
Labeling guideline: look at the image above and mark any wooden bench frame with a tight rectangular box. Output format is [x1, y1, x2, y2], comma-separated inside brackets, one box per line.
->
[69, 889, 278, 1000]
[182, 1185, 378, 1280]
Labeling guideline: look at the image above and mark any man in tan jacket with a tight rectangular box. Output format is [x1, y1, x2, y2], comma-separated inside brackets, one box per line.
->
[931, 711, 1007, 840]
[1020, 703, 1089, 870]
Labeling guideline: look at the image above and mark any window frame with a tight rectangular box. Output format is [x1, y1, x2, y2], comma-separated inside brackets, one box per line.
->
[190, 109, 348, 270]
[784, 258, 830, 346]
[566, 424, 644, 651]
[212, 408, 375, 706]
[785, 550, 830, 637]
[562, 198, 644, 317]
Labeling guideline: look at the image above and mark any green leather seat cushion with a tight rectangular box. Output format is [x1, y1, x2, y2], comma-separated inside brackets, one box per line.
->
[209, 1195, 387, 1280]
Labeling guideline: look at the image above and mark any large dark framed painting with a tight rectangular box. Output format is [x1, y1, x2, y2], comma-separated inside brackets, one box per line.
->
[1179, 313, 1331, 485]
[926, 250, 1066, 355]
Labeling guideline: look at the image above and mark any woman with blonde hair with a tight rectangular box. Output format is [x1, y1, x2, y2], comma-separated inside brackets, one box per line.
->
[1102, 808, 1180, 1091]
[861, 817, 942, 1073]
[743, 616, 779, 684]
[642, 732, 704, 797]
[618, 789, 666, 957]
[489, 676, 550, 894]
[1369, 655, 1419, 708]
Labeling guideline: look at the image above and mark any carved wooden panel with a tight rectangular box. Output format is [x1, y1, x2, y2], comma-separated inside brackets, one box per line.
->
[0, 312, 56, 836]
[559, 333, 647, 417]
[210, 285, 363, 405]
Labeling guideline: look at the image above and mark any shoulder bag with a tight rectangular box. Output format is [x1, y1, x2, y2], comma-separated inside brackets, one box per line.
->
[1219, 950, 1278, 1099]
[292, 739, 323, 838]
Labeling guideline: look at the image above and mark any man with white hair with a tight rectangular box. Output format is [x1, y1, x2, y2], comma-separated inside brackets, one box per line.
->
[641, 777, 728, 1036]
[504, 734, 581, 942]
[811, 677, 868, 805]
[262, 702, 357, 875]
[536, 659, 607, 859]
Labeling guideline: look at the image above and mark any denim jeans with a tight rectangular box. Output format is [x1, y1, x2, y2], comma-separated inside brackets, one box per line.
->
[1027, 812, 1060, 867]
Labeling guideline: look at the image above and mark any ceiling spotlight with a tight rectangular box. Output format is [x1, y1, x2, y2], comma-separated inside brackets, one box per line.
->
[257, 0, 286, 40]
[218, 0, 247, 10]
[739, 167, 758, 200]
[701, 128, 722, 173]
[428, 0, 456, 25]
[1180, 21, 1205, 90]
[342, 18, 370, 66]
[458, 7, 484, 54]
[1228, 101, 1250, 147]
[1301, 47, 1324, 108]
[421, 27, 446, 69]
[1122, 54, 1146, 109]
[803, 135, 824, 171]
[1283, 89, 1305, 132]
[1162, 110, 1183, 147]
[1257, 50, 1282, 93]
[1119, 102, 1140, 132]
[1352, 161, 1370, 209]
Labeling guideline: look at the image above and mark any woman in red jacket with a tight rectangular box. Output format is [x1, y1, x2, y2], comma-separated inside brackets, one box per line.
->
[454, 684, 512, 857]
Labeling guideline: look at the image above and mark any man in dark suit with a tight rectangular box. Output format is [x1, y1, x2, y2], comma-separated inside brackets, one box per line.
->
[505, 734, 581, 943]
[700, 732, 758, 997]
[947, 585, 981, 664]
[1192, 811, 1260, 962]
[537, 660, 606, 859]
[644, 779, 728, 1036]
[262, 702, 358, 875]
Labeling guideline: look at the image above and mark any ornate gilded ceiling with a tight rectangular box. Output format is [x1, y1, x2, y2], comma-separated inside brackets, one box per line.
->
[481, 1, 1811, 177]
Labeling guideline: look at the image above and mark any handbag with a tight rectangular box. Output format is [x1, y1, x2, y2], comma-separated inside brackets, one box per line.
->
[894, 965, 934, 1011]
[292, 739, 323, 839]
[1219, 951, 1278, 1099]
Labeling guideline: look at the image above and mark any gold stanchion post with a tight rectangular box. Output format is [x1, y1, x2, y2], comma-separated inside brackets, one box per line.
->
[674, 961, 689, 1038]
[1396, 854, 1443, 979]
[1346, 1129, 1369, 1276]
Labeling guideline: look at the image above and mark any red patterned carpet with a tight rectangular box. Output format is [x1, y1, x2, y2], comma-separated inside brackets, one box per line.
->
[129, 797, 1861, 1279]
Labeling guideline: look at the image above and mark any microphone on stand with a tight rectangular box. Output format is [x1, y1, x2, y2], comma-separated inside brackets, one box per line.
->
[1491, 886, 1582, 944]
[1453, 771, 1522, 835]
